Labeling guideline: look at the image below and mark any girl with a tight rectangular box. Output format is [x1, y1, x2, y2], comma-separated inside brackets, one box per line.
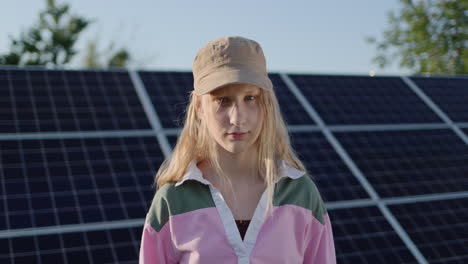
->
[139, 36, 336, 263]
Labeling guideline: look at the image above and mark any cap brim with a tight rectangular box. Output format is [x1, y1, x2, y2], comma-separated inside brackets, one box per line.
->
[194, 69, 273, 96]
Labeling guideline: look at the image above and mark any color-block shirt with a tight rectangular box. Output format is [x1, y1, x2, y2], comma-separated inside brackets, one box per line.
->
[139, 160, 336, 263]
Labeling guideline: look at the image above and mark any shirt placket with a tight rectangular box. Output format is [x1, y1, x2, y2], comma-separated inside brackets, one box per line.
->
[208, 184, 269, 264]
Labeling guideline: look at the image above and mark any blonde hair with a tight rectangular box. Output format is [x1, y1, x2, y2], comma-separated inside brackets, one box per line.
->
[154, 85, 307, 214]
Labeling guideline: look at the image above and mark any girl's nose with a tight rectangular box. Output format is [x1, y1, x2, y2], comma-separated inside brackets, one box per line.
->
[229, 103, 246, 126]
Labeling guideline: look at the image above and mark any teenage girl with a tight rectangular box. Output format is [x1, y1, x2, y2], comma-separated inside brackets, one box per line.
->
[139, 36, 336, 264]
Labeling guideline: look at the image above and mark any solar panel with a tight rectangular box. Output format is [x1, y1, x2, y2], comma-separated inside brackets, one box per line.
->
[330, 206, 419, 264]
[410, 77, 468, 122]
[1, 67, 467, 263]
[138, 71, 192, 128]
[291, 132, 370, 202]
[0, 69, 151, 133]
[268, 74, 315, 125]
[0, 227, 141, 264]
[333, 129, 468, 198]
[166, 135, 178, 149]
[0, 136, 162, 230]
[388, 198, 468, 264]
[289, 74, 443, 125]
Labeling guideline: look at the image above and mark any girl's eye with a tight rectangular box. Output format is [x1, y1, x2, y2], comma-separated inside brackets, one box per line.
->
[216, 97, 229, 104]
[215, 96, 256, 105]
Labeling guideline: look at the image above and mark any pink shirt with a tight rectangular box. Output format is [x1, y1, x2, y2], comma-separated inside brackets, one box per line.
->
[139, 160, 336, 263]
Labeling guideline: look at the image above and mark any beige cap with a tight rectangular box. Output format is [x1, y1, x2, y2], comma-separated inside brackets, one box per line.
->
[192, 36, 273, 96]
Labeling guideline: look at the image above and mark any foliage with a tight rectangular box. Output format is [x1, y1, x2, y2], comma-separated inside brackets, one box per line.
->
[0, 0, 132, 68]
[366, 0, 467, 74]
[0, 0, 90, 66]
[82, 38, 131, 68]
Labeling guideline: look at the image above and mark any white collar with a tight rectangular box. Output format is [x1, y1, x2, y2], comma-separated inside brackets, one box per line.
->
[175, 160, 306, 187]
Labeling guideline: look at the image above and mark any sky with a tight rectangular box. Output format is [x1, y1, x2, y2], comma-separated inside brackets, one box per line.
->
[0, 0, 410, 76]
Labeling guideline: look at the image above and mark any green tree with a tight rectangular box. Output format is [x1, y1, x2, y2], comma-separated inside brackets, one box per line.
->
[0, 0, 90, 66]
[82, 38, 131, 68]
[366, 0, 467, 75]
[0, 0, 133, 68]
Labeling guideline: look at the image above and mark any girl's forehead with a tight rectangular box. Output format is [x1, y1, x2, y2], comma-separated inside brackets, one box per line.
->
[210, 84, 260, 96]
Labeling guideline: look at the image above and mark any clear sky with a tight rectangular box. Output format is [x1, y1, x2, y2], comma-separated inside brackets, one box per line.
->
[0, 0, 410, 76]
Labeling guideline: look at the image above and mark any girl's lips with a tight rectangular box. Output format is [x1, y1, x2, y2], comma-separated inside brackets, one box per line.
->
[228, 132, 247, 139]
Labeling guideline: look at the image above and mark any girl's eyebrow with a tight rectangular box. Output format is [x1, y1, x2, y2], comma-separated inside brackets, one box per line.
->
[213, 90, 259, 97]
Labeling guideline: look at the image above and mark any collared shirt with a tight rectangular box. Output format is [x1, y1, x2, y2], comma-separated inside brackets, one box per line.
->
[139, 160, 336, 264]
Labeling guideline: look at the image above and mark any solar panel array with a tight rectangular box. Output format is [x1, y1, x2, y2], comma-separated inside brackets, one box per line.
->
[1, 67, 467, 263]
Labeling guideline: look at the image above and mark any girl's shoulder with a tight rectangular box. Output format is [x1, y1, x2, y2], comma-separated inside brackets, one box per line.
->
[274, 174, 327, 224]
[146, 181, 215, 231]
[153, 180, 213, 205]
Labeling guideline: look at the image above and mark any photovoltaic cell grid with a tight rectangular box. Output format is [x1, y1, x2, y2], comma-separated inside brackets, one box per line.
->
[333, 129, 468, 198]
[0, 136, 162, 230]
[388, 198, 468, 264]
[0, 69, 151, 133]
[268, 74, 315, 125]
[290, 132, 370, 202]
[289, 74, 443, 125]
[138, 71, 193, 128]
[411, 77, 468, 122]
[0, 227, 142, 264]
[1, 68, 468, 263]
[329, 206, 418, 264]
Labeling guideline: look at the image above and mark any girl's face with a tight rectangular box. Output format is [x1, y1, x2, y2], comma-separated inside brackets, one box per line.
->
[198, 83, 263, 154]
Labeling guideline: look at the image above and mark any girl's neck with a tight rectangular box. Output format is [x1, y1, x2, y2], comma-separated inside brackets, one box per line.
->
[198, 148, 264, 185]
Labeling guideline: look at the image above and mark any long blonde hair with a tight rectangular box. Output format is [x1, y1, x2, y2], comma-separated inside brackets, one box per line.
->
[154, 85, 307, 214]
